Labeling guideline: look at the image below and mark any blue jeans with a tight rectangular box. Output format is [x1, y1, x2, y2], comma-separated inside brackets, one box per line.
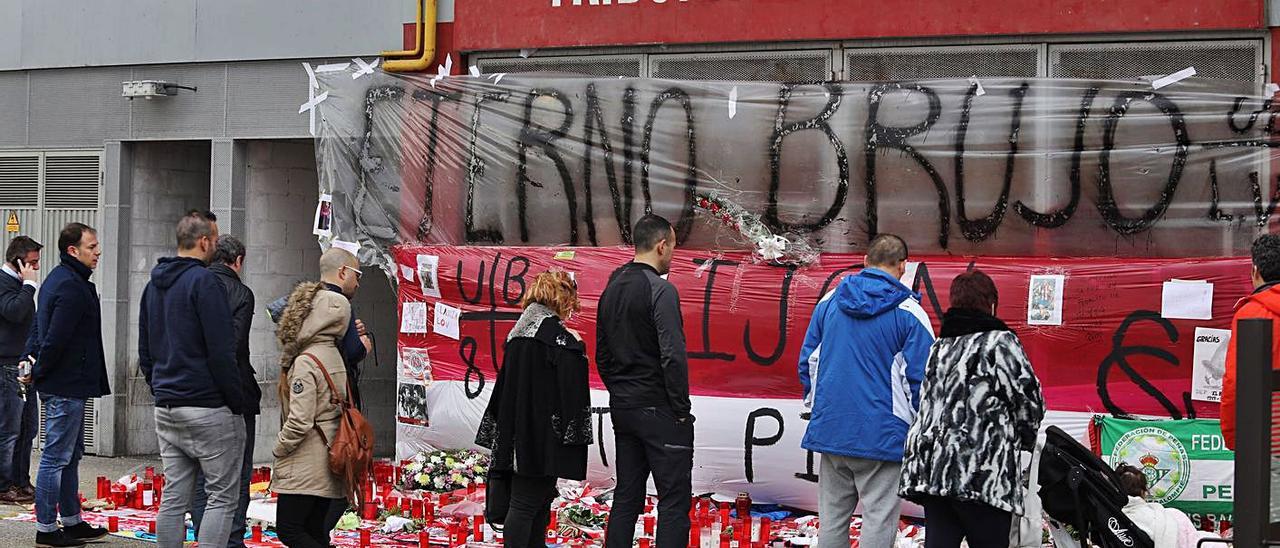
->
[35, 395, 86, 533]
[14, 384, 39, 488]
[0, 367, 23, 490]
[192, 414, 256, 548]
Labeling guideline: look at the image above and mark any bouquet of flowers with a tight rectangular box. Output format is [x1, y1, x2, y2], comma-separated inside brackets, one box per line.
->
[399, 449, 490, 493]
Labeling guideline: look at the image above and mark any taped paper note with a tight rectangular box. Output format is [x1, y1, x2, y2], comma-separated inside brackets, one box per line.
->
[331, 240, 360, 257]
[1152, 67, 1197, 90]
[728, 86, 739, 119]
[1191, 327, 1231, 402]
[416, 254, 442, 299]
[433, 303, 461, 340]
[900, 261, 920, 288]
[312, 194, 333, 237]
[400, 302, 428, 334]
[400, 264, 415, 282]
[1161, 280, 1213, 320]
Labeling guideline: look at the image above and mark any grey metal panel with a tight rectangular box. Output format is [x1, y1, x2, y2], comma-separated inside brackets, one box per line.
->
[0, 72, 29, 147]
[20, 0, 197, 69]
[1050, 40, 1263, 83]
[651, 50, 832, 81]
[845, 45, 1041, 81]
[130, 64, 228, 139]
[28, 67, 131, 147]
[477, 55, 644, 78]
[0, 2, 21, 73]
[225, 61, 312, 138]
[194, 0, 405, 62]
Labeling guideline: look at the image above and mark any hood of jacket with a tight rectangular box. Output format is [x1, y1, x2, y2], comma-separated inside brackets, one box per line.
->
[834, 267, 916, 318]
[208, 262, 240, 282]
[149, 257, 206, 290]
[1238, 283, 1280, 316]
[283, 289, 350, 372]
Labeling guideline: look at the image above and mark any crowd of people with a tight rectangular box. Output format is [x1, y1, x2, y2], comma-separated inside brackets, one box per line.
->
[0, 212, 374, 548]
[0, 211, 1273, 548]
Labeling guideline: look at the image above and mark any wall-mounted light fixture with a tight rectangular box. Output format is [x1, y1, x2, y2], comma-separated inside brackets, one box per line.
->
[121, 80, 198, 100]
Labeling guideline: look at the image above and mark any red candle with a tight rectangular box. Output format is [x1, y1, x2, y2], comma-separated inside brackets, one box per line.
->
[107, 516, 118, 532]
[148, 520, 156, 534]
[388, 496, 400, 513]
[359, 529, 371, 548]
[252, 525, 262, 542]
[419, 531, 430, 548]
[362, 501, 377, 520]
[639, 538, 651, 548]
[644, 515, 656, 535]
[145, 466, 155, 480]
[412, 500, 424, 520]
[112, 490, 126, 508]
[689, 522, 700, 548]
[473, 515, 484, 539]
[760, 517, 772, 543]
[96, 477, 108, 499]
[549, 510, 558, 531]
[425, 502, 435, 521]
[467, 482, 477, 495]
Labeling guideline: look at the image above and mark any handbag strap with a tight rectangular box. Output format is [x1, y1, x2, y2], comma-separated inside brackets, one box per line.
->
[300, 352, 349, 446]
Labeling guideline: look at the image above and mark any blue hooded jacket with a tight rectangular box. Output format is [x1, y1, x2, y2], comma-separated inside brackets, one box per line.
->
[138, 256, 243, 413]
[798, 267, 935, 462]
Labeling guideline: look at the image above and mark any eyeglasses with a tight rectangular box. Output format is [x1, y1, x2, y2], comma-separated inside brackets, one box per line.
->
[342, 265, 364, 280]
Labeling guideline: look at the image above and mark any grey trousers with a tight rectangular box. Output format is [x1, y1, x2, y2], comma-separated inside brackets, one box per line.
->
[154, 407, 246, 548]
[818, 454, 902, 548]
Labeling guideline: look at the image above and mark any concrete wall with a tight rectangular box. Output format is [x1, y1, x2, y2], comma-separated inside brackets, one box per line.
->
[122, 141, 213, 454]
[240, 140, 396, 462]
[0, 0, 428, 71]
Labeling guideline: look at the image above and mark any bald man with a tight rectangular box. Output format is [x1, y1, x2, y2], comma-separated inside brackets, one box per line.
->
[318, 248, 371, 410]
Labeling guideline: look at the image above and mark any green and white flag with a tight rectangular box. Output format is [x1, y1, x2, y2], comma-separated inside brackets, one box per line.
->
[1097, 416, 1234, 524]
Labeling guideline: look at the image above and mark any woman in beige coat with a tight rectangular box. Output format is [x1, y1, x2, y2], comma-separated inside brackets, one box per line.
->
[271, 282, 349, 548]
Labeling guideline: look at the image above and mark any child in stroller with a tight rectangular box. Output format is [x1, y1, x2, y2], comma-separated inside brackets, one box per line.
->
[1116, 464, 1219, 548]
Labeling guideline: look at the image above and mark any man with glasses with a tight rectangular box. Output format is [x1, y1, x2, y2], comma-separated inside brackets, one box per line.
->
[139, 210, 245, 548]
[316, 247, 372, 531]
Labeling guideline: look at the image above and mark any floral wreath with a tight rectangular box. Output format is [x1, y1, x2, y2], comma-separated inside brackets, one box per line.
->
[693, 193, 818, 266]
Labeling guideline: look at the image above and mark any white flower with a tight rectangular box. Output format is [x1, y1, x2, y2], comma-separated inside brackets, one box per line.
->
[433, 476, 446, 488]
[430, 455, 442, 464]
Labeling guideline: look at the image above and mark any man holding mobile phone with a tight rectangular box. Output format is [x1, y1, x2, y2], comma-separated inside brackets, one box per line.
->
[0, 236, 41, 506]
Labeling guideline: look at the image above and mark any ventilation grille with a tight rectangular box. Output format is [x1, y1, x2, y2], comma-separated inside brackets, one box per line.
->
[477, 56, 643, 78]
[1051, 41, 1261, 82]
[652, 52, 831, 81]
[44, 155, 100, 209]
[39, 397, 95, 454]
[0, 156, 39, 208]
[845, 47, 1040, 81]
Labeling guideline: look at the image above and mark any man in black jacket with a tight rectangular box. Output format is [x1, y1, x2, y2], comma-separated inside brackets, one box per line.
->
[190, 235, 257, 548]
[597, 214, 694, 548]
[139, 211, 245, 548]
[0, 236, 40, 505]
[30, 223, 110, 547]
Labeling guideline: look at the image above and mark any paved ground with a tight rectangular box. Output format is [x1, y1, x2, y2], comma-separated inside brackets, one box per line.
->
[0, 453, 161, 548]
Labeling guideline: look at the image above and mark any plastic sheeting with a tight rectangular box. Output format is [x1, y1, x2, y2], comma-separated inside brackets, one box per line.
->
[307, 67, 1279, 508]
[312, 69, 1278, 271]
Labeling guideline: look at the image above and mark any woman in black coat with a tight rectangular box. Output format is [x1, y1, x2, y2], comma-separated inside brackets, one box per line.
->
[475, 271, 591, 548]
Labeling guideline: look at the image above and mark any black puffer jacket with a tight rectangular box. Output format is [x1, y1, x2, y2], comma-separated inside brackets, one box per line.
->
[900, 307, 1045, 513]
[475, 303, 592, 479]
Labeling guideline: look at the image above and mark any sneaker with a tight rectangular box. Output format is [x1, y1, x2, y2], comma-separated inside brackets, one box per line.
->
[35, 530, 87, 548]
[63, 522, 109, 541]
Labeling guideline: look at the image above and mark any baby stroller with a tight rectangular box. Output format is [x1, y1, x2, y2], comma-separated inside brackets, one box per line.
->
[1037, 425, 1154, 548]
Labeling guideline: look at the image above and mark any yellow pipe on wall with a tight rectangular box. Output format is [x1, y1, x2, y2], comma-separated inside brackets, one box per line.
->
[384, 0, 437, 73]
[382, 0, 424, 59]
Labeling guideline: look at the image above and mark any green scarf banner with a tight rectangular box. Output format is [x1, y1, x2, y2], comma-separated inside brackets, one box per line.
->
[1096, 416, 1234, 525]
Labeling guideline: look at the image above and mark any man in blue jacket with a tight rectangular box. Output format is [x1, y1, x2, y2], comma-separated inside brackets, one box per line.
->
[30, 223, 110, 547]
[138, 211, 245, 548]
[797, 234, 935, 548]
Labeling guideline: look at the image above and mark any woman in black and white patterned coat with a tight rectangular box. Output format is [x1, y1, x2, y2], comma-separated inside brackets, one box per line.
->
[900, 270, 1045, 548]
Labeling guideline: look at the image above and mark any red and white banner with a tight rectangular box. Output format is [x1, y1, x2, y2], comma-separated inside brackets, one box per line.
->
[391, 245, 1249, 509]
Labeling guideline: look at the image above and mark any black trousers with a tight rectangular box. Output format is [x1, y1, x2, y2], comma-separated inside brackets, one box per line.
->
[921, 496, 1013, 548]
[277, 494, 343, 548]
[605, 407, 693, 548]
[504, 474, 557, 548]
